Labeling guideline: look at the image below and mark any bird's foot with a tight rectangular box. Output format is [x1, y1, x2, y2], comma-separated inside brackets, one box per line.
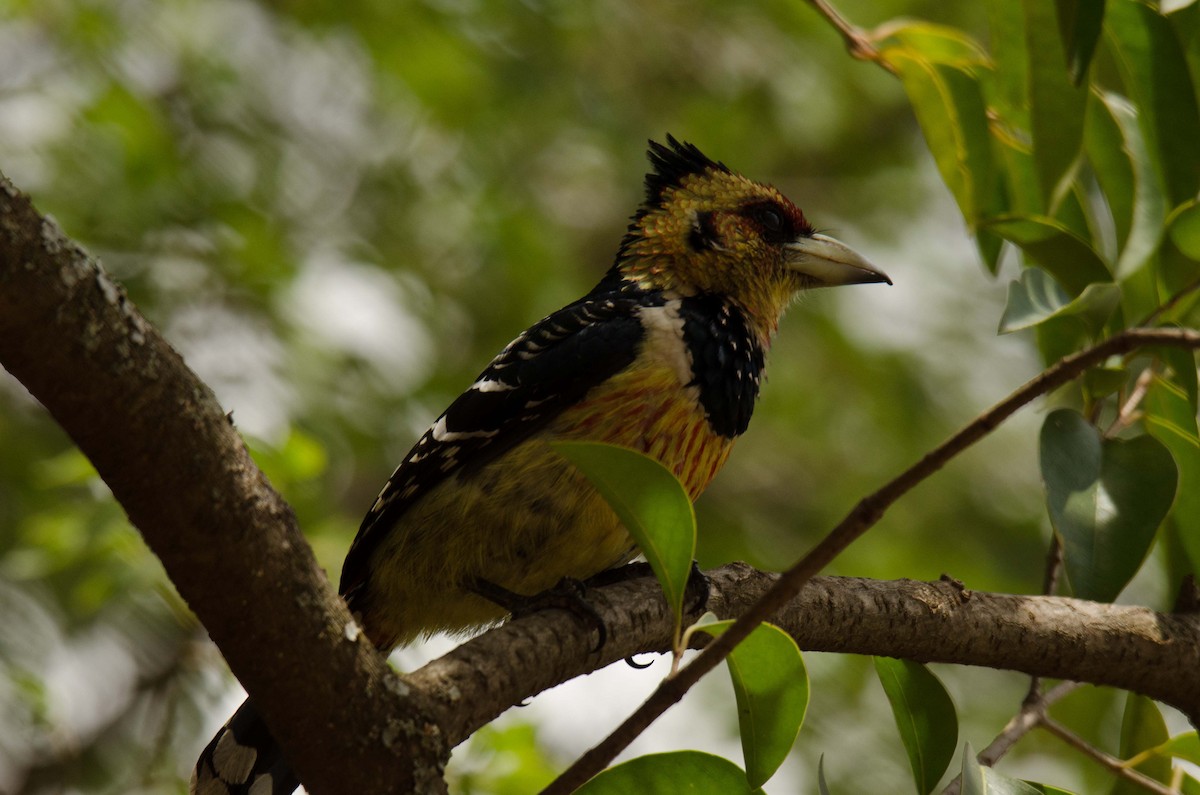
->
[584, 560, 711, 614]
[470, 577, 607, 651]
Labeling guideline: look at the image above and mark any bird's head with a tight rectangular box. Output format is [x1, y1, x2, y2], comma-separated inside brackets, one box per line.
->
[615, 136, 890, 339]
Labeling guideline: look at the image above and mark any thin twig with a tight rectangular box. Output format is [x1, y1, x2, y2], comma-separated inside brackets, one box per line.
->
[804, 0, 897, 74]
[540, 327, 1200, 795]
[1041, 718, 1175, 795]
[1106, 366, 1155, 437]
[983, 681, 1081, 768]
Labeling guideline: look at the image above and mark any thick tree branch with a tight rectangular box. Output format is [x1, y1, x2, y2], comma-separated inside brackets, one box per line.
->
[409, 564, 1200, 749]
[0, 175, 447, 794]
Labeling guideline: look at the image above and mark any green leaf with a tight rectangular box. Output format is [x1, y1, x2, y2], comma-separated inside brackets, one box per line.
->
[1105, 0, 1200, 206]
[701, 621, 809, 788]
[574, 751, 759, 795]
[1025, 0, 1089, 209]
[983, 215, 1111, 294]
[874, 658, 958, 794]
[1056, 0, 1107, 84]
[818, 755, 832, 795]
[1083, 366, 1129, 402]
[879, 42, 1005, 271]
[1111, 694, 1171, 794]
[554, 442, 696, 632]
[1096, 92, 1166, 280]
[1144, 374, 1200, 570]
[1039, 409, 1178, 602]
[1085, 89, 1136, 252]
[1127, 731, 1200, 770]
[988, 0, 1030, 126]
[1167, 199, 1200, 262]
[1158, 732, 1200, 766]
[998, 268, 1119, 334]
[960, 746, 985, 795]
[872, 21, 990, 66]
[959, 745, 1068, 794]
[882, 49, 1000, 229]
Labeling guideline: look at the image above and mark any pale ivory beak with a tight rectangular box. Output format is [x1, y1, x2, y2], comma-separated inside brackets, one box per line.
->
[784, 233, 892, 286]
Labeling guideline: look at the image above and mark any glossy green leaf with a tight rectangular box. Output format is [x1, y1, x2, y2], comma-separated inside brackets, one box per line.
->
[1105, 0, 1200, 206]
[1145, 374, 1200, 570]
[1039, 409, 1178, 602]
[1158, 732, 1200, 766]
[1026, 785, 1077, 795]
[554, 442, 695, 631]
[1097, 92, 1166, 280]
[1083, 366, 1129, 402]
[818, 755, 831, 795]
[872, 21, 990, 66]
[998, 267, 1119, 334]
[1054, 183, 1095, 245]
[959, 745, 1069, 794]
[1025, 0, 1088, 209]
[701, 620, 809, 789]
[1111, 694, 1171, 794]
[1167, 199, 1200, 262]
[1085, 88, 1135, 252]
[994, 132, 1043, 217]
[874, 658, 957, 794]
[1161, 345, 1199, 413]
[988, 0, 1029, 126]
[575, 751, 758, 795]
[1128, 731, 1200, 770]
[882, 49, 999, 229]
[1055, 0, 1107, 84]
[983, 215, 1111, 294]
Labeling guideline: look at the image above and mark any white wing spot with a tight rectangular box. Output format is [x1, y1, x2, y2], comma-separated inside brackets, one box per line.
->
[471, 378, 515, 392]
[431, 416, 499, 442]
[212, 730, 257, 785]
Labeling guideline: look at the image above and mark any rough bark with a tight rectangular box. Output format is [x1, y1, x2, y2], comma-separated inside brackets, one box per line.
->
[0, 175, 448, 794]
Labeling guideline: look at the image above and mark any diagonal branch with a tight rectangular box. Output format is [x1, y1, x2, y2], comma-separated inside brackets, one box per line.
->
[545, 325, 1200, 793]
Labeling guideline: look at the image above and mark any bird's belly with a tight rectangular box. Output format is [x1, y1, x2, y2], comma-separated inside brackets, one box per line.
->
[358, 363, 732, 647]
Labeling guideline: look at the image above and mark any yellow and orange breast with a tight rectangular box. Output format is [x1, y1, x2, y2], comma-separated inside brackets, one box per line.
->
[550, 357, 733, 500]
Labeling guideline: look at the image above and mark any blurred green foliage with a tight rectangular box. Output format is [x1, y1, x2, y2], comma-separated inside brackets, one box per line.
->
[2, 0, 1197, 792]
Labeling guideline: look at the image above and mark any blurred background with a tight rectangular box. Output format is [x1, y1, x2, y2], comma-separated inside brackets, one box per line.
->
[0, 0, 1158, 791]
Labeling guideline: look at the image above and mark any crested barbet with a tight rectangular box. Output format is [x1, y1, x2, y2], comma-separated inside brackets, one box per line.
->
[192, 135, 890, 794]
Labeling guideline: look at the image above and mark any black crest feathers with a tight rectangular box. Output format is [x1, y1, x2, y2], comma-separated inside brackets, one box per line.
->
[644, 135, 729, 207]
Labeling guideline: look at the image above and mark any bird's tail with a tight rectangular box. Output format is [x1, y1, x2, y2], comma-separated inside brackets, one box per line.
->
[191, 698, 300, 795]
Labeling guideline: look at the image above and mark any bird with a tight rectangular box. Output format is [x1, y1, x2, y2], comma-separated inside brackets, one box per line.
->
[191, 135, 890, 794]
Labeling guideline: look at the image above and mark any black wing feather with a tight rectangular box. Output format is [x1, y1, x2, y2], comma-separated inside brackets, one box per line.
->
[339, 283, 661, 599]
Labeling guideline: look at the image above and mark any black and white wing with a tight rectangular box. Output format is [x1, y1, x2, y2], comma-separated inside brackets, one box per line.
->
[338, 282, 661, 599]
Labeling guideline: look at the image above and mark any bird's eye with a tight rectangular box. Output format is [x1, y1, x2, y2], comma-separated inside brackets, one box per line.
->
[744, 203, 794, 243]
[757, 208, 783, 232]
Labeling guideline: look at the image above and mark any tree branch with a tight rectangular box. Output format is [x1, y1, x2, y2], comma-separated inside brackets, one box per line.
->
[0, 174, 447, 794]
[408, 564, 1200, 751]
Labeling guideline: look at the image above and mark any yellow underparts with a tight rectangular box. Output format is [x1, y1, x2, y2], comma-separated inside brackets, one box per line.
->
[355, 357, 734, 650]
